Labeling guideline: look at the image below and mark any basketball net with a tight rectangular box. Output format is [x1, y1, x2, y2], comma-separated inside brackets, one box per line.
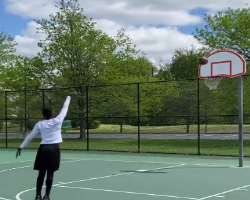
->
[203, 77, 222, 90]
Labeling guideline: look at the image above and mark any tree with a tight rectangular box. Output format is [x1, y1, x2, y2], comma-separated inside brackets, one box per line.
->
[195, 8, 250, 60]
[0, 32, 16, 66]
[168, 49, 205, 80]
[37, 0, 117, 87]
[37, 0, 153, 137]
[100, 29, 155, 83]
[0, 32, 18, 90]
[156, 64, 174, 81]
[195, 8, 250, 125]
[0, 33, 45, 133]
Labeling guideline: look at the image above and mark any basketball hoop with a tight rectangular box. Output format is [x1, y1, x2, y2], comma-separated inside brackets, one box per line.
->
[203, 77, 222, 90]
[198, 48, 247, 167]
[198, 49, 247, 91]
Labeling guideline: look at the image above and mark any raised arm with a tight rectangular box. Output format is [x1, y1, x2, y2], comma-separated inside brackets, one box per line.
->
[55, 96, 71, 122]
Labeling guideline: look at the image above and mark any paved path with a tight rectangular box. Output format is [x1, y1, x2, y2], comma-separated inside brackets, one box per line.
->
[1, 132, 247, 140]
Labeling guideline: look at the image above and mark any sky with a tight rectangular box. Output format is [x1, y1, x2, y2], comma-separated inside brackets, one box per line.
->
[0, 0, 250, 65]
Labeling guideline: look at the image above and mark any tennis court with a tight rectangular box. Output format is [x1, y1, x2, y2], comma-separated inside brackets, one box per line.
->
[1, 149, 250, 200]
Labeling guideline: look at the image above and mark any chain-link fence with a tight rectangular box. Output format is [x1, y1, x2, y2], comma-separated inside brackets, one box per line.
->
[1, 77, 250, 156]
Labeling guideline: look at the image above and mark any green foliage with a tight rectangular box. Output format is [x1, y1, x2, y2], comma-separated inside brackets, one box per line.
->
[103, 56, 154, 82]
[195, 8, 250, 122]
[170, 49, 206, 80]
[0, 32, 16, 65]
[71, 119, 100, 129]
[195, 8, 250, 60]
[140, 81, 181, 125]
[156, 48, 208, 81]
[156, 64, 174, 81]
[37, 0, 118, 87]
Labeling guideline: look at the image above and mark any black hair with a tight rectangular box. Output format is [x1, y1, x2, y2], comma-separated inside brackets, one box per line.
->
[42, 108, 53, 119]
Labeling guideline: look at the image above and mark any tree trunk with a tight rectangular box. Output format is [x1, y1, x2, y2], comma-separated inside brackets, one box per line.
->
[120, 123, 123, 133]
[76, 87, 86, 139]
[79, 118, 86, 139]
[186, 124, 190, 134]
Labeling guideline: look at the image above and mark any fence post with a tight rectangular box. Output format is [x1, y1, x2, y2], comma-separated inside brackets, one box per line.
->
[5, 91, 8, 148]
[86, 85, 89, 151]
[197, 79, 201, 155]
[137, 83, 140, 153]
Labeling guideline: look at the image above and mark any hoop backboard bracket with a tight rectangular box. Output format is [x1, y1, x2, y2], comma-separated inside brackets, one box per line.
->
[199, 49, 247, 79]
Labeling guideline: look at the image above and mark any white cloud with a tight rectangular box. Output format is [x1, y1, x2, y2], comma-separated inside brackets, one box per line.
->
[14, 21, 45, 57]
[6, 0, 250, 24]
[95, 19, 122, 36]
[84, 2, 202, 26]
[7, 0, 249, 64]
[6, 0, 56, 19]
[15, 19, 203, 65]
[126, 26, 203, 64]
[95, 20, 203, 64]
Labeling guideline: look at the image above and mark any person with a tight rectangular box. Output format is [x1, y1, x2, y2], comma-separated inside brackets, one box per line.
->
[16, 96, 71, 200]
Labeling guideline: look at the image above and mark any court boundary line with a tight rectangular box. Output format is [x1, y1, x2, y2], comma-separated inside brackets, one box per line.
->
[198, 184, 250, 200]
[62, 157, 250, 168]
[56, 185, 198, 200]
[0, 160, 32, 166]
[15, 163, 185, 200]
[0, 197, 12, 200]
[1, 157, 249, 170]
[0, 159, 98, 175]
[8, 158, 250, 200]
[63, 157, 186, 165]
[0, 165, 32, 174]
[15, 172, 137, 200]
[1, 152, 249, 169]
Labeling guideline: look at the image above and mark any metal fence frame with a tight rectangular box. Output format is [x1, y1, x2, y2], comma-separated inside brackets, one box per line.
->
[0, 78, 248, 156]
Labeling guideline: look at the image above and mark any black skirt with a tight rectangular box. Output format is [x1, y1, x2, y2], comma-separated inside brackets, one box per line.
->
[34, 143, 60, 171]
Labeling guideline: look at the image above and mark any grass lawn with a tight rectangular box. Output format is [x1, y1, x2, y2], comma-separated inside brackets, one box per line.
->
[2, 138, 250, 157]
[1, 123, 250, 157]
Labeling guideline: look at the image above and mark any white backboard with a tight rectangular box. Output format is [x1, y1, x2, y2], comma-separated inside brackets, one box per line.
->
[199, 49, 247, 78]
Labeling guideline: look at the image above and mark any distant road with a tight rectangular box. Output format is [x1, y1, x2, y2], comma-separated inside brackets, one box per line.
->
[86, 133, 247, 140]
[1, 132, 248, 140]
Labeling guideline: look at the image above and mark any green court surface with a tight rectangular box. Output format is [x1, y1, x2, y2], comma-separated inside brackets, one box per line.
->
[1, 150, 250, 200]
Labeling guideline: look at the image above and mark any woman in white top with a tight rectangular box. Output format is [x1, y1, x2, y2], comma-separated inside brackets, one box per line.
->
[16, 96, 71, 200]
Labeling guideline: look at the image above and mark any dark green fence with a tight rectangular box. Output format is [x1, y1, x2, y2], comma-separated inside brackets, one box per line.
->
[1, 77, 250, 156]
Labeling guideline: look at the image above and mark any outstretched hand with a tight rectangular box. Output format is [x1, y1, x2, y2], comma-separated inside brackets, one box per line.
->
[16, 148, 22, 158]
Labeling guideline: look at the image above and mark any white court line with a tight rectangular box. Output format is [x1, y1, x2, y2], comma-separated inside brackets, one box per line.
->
[0, 159, 93, 175]
[135, 163, 185, 172]
[0, 165, 32, 174]
[55, 163, 185, 185]
[16, 163, 185, 200]
[62, 157, 250, 168]
[61, 159, 92, 163]
[62, 157, 185, 165]
[0, 197, 12, 200]
[0, 160, 32, 166]
[15, 172, 136, 200]
[198, 184, 250, 200]
[191, 163, 250, 168]
[57, 185, 198, 200]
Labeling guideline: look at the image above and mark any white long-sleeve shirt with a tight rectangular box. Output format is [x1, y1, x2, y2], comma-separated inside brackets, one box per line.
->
[20, 96, 71, 149]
